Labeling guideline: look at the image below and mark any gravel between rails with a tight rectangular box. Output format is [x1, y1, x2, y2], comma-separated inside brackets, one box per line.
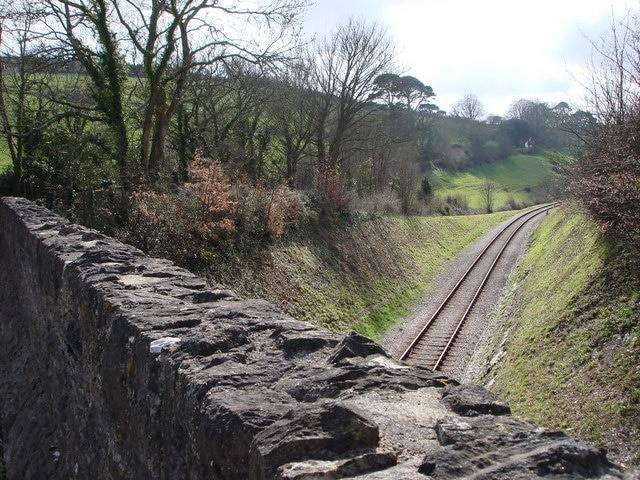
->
[379, 209, 550, 382]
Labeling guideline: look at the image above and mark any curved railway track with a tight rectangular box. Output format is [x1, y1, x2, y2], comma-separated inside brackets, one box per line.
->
[399, 203, 558, 372]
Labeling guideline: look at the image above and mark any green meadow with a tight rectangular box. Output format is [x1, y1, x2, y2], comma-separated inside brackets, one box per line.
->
[432, 153, 559, 209]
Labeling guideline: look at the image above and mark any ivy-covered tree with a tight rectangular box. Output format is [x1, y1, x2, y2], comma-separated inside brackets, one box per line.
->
[47, 0, 131, 186]
[44, 0, 305, 186]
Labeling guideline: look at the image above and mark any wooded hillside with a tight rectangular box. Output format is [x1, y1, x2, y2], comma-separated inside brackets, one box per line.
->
[1, 1, 584, 236]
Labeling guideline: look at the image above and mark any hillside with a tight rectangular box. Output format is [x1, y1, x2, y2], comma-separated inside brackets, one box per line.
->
[473, 206, 640, 468]
[432, 153, 562, 210]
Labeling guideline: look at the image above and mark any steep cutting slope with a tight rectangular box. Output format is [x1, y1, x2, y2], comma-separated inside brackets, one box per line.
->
[471, 206, 640, 469]
[213, 211, 515, 338]
[205, 203, 639, 470]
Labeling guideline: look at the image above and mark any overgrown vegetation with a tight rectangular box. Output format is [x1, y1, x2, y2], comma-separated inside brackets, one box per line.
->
[567, 11, 640, 253]
[117, 154, 311, 269]
[568, 113, 640, 252]
[483, 207, 640, 468]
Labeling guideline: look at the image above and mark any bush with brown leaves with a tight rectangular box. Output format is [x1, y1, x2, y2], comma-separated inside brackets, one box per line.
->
[568, 117, 640, 252]
[123, 155, 310, 265]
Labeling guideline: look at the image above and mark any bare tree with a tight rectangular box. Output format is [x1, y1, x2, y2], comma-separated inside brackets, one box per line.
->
[0, 3, 36, 193]
[310, 17, 396, 173]
[393, 142, 420, 214]
[268, 60, 316, 187]
[506, 99, 551, 132]
[43, 0, 306, 184]
[0, 1, 76, 194]
[568, 8, 640, 251]
[306, 17, 396, 214]
[451, 93, 485, 121]
[479, 180, 496, 213]
[582, 10, 640, 125]
[177, 59, 280, 183]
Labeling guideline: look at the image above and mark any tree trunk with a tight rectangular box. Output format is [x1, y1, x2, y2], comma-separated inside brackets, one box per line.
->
[0, 25, 21, 194]
[140, 89, 158, 178]
[148, 109, 168, 183]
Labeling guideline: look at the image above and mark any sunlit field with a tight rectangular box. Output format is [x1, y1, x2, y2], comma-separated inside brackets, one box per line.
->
[432, 153, 557, 209]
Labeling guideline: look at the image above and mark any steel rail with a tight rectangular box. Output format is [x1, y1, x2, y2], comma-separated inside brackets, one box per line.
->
[399, 203, 558, 368]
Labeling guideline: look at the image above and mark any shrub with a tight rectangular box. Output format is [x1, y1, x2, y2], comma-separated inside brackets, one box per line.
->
[184, 155, 237, 240]
[122, 154, 310, 266]
[121, 156, 235, 265]
[568, 117, 640, 252]
[314, 168, 349, 219]
[504, 196, 521, 210]
[232, 181, 308, 246]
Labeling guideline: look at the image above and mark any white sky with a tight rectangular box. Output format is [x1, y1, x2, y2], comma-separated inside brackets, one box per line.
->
[302, 0, 637, 116]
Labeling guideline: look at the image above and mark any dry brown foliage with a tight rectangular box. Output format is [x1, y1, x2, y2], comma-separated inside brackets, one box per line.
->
[126, 154, 309, 264]
[568, 117, 640, 251]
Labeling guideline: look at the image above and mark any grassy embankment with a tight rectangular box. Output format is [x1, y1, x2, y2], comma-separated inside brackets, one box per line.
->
[433, 153, 559, 210]
[215, 210, 515, 339]
[481, 206, 640, 468]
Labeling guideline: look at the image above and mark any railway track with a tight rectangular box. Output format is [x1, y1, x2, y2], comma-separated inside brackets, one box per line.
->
[399, 203, 558, 372]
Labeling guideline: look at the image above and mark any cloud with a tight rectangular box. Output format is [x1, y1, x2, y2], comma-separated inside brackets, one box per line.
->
[302, 0, 635, 115]
[301, 0, 389, 34]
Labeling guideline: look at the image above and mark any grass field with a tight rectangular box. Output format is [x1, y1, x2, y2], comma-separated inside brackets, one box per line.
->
[432, 153, 558, 209]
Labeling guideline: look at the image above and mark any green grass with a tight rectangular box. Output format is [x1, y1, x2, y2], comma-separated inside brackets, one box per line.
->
[432, 153, 558, 209]
[0, 140, 10, 172]
[485, 206, 640, 467]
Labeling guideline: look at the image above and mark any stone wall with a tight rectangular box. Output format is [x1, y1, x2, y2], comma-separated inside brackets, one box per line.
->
[0, 197, 629, 479]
